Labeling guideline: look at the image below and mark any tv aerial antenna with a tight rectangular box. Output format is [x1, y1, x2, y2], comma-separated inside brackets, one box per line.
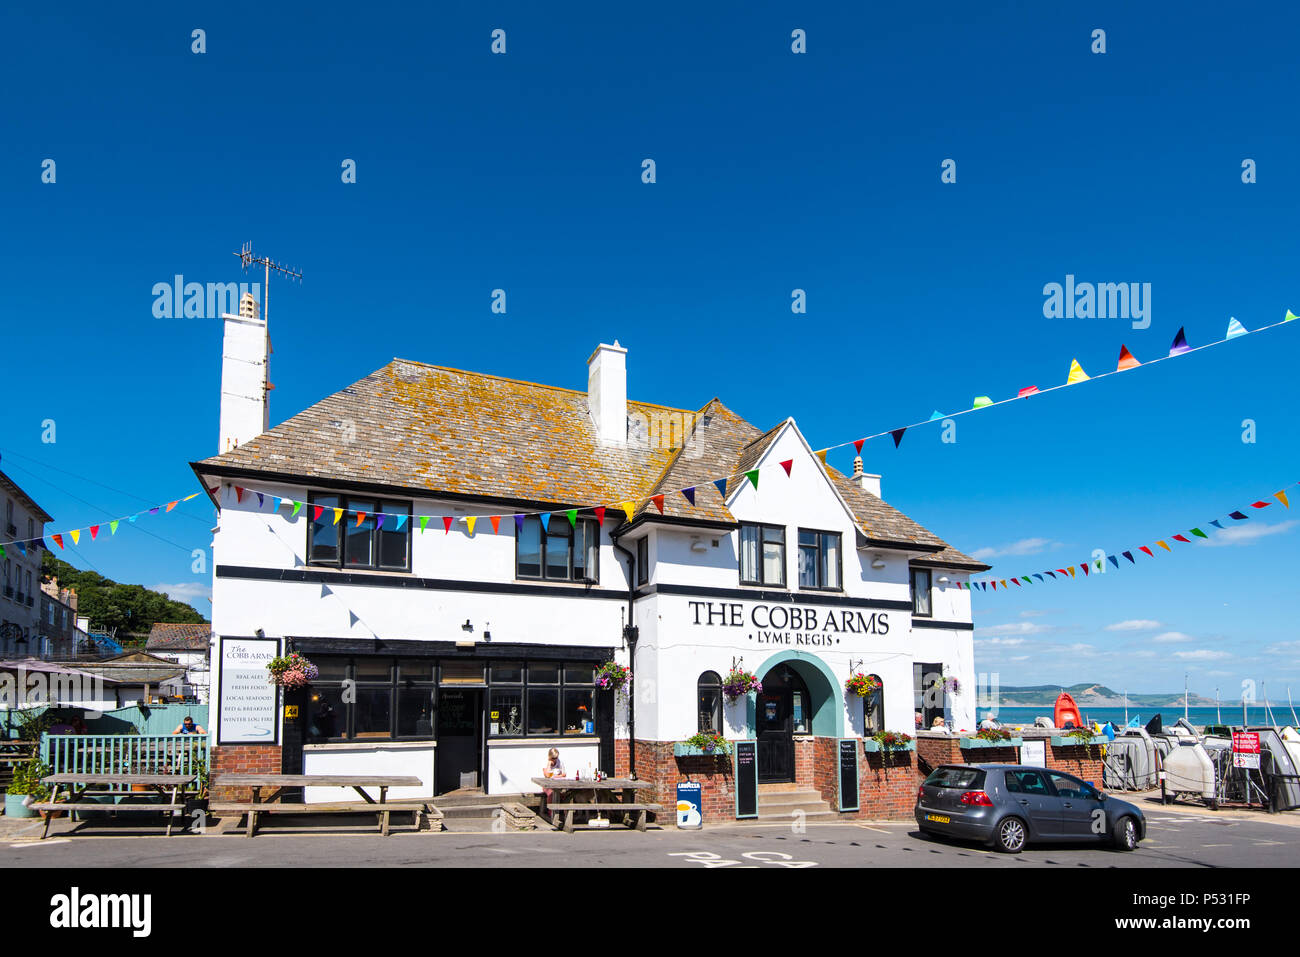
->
[233, 242, 302, 324]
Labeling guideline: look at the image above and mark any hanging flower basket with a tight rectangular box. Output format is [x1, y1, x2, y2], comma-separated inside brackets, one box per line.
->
[722, 667, 762, 702]
[267, 652, 318, 689]
[942, 676, 961, 695]
[845, 673, 881, 698]
[595, 661, 631, 694]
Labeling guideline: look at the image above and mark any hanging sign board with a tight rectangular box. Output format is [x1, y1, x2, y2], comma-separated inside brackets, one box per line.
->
[1232, 731, 1261, 769]
[838, 738, 859, 812]
[734, 740, 758, 819]
[217, 637, 281, 745]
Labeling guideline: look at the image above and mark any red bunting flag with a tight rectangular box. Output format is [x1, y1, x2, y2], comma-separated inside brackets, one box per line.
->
[1139, 545, 1153, 557]
[443, 516, 454, 533]
[1250, 501, 1270, 508]
[313, 506, 322, 521]
[1116, 345, 1140, 371]
[651, 494, 665, 514]
[1055, 569, 1068, 576]
[1081, 563, 1089, 576]
[235, 486, 245, 503]
[490, 516, 501, 534]
[593, 506, 606, 524]
[780, 459, 793, 477]
[1017, 386, 1039, 398]
[1172, 534, 1190, 543]
[89, 525, 100, 540]
[355, 512, 366, 527]
[853, 440, 865, 455]
[52, 534, 63, 549]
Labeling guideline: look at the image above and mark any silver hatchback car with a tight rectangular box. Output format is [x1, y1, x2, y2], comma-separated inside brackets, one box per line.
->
[915, 763, 1145, 853]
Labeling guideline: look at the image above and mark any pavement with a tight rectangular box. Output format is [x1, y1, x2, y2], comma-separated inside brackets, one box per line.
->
[1, 799, 1297, 867]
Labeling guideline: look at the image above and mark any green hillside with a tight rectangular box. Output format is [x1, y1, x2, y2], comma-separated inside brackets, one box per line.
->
[41, 552, 207, 643]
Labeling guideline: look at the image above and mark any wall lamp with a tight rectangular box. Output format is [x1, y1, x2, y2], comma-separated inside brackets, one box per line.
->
[870, 556, 886, 570]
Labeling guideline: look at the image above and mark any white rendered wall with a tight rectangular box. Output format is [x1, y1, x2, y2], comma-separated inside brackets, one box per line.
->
[302, 743, 434, 802]
[486, 739, 601, 795]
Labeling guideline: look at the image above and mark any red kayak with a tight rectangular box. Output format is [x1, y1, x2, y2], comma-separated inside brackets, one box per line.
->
[1054, 691, 1082, 729]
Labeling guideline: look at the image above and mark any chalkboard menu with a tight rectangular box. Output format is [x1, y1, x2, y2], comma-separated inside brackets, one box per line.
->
[734, 740, 758, 819]
[838, 738, 860, 812]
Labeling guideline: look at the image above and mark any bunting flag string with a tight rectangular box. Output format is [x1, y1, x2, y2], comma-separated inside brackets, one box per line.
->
[19, 314, 1289, 557]
[965, 479, 1299, 593]
[0, 492, 205, 556]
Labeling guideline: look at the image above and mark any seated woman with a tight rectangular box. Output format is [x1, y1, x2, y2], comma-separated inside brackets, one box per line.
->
[540, 748, 565, 816]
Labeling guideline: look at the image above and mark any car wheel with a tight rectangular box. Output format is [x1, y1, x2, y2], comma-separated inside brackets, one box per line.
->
[1112, 815, 1139, 851]
[993, 816, 1027, 854]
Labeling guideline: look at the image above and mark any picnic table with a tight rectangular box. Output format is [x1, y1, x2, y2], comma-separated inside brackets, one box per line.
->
[34, 772, 197, 840]
[531, 776, 661, 832]
[208, 773, 436, 837]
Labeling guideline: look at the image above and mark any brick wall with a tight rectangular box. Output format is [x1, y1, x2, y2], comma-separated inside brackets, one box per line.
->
[210, 745, 282, 801]
[615, 738, 919, 823]
[1045, 742, 1105, 783]
[915, 733, 1105, 787]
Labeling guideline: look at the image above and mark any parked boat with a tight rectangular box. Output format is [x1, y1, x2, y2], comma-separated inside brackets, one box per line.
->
[1053, 691, 1082, 729]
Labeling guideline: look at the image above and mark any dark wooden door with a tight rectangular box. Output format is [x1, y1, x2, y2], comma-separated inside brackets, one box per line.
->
[435, 688, 482, 794]
[757, 688, 794, 783]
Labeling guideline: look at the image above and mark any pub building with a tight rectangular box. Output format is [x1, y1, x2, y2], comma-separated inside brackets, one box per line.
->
[195, 303, 990, 820]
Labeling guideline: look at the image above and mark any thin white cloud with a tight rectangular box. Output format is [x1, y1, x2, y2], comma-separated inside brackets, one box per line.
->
[149, 582, 212, 606]
[1173, 649, 1230, 661]
[1264, 641, 1300, 656]
[1105, 619, 1162, 632]
[1152, 631, 1194, 643]
[975, 622, 1053, 638]
[970, 537, 1062, 561]
[975, 637, 1027, 647]
[1196, 520, 1298, 547]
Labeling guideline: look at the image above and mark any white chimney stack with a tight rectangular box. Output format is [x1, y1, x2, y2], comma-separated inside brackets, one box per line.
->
[851, 455, 882, 499]
[218, 297, 269, 453]
[587, 341, 627, 445]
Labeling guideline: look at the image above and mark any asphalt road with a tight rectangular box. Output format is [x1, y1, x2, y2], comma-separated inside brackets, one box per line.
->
[3, 809, 1297, 868]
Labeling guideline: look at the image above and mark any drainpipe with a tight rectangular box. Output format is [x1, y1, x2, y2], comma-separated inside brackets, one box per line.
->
[610, 530, 638, 779]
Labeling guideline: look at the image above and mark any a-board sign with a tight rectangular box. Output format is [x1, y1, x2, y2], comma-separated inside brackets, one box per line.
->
[734, 740, 758, 819]
[838, 738, 859, 812]
[677, 781, 703, 828]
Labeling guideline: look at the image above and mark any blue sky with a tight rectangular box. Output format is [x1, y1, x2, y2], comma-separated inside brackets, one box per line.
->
[3, 2, 1298, 696]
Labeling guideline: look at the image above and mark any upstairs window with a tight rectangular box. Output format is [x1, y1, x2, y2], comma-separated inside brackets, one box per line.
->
[911, 567, 932, 617]
[515, 516, 599, 582]
[307, 493, 411, 571]
[797, 529, 841, 590]
[739, 523, 785, 586]
[636, 536, 648, 585]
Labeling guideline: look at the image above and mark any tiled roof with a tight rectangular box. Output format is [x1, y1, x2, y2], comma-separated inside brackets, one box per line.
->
[194, 358, 986, 563]
[146, 622, 211, 652]
[196, 360, 683, 510]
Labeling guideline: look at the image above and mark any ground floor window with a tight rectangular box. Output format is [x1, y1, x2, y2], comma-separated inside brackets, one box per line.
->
[863, 674, 884, 734]
[488, 660, 596, 737]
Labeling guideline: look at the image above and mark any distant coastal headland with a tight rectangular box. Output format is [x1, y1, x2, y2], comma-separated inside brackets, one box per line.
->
[996, 683, 1216, 708]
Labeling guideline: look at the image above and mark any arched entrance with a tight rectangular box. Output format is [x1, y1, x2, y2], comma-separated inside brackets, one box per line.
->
[755, 663, 811, 783]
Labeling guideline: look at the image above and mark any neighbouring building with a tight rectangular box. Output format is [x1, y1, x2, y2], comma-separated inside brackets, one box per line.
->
[1, 469, 52, 658]
[39, 577, 87, 659]
[193, 301, 991, 818]
[145, 622, 212, 702]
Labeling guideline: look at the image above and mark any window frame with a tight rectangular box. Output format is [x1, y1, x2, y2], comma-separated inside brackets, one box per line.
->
[697, 671, 723, 734]
[487, 659, 597, 739]
[797, 528, 842, 591]
[863, 673, 885, 735]
[636, 536, 648, 586]
[911, 567, 933, 617]
[514, 516, 600, 584]
[306, 492, 412, 572]
[739, 523, 786, 587]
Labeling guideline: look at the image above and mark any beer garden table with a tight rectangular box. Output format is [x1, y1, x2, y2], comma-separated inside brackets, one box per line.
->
[530, 776, 661, 832]
[35, 772, 197, 839]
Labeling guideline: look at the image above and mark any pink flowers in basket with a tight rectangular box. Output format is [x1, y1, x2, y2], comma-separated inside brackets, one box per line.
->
[722, 667, 762, 701]
[267, 652, 319, 689]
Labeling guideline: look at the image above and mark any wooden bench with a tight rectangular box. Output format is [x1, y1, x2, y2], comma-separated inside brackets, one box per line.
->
[210, 800, 441, 837]
[208, 773, 433, 837]
[38, 773, 197, 839]
[549, 802, 662, 833]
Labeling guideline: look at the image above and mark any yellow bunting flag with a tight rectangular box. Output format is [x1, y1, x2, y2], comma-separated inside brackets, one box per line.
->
[1276, 490, 1290, 509]
[333, 508, 343, 525]
[1157, 540, 1171, 551]
[70, 529, 80, 545]
[1067, 566, 1075, 578]
[815, 449, 828, 466]
[620, 501, 636, 522]
[1067, 359, 1089, 384]
[465, 516, 477, 536]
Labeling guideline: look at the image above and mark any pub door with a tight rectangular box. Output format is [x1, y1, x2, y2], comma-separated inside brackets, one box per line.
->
[756, 665, 810, 784]
[435, 688, 483, 794]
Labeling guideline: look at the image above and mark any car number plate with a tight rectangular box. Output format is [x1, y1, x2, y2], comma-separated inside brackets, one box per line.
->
[926, 814, 950, 824]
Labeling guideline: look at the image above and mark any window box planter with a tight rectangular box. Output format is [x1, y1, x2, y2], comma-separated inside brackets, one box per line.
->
[673, 744, 730, 758]
[1050, 735, 1109, 747]
[862, 739, 915, 753]
[959, 737, 1024, 749]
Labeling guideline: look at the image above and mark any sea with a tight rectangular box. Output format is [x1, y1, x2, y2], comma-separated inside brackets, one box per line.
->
[990, 705, 1298, 730]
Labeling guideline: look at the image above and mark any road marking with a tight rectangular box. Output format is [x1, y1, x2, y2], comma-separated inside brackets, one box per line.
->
[1252, 841, 1284, 846]
[9, 839, 71, 848]
[855, 824, 888, 833]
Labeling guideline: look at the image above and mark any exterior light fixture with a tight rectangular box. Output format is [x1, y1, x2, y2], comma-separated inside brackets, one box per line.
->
[461, 619, 473, 632]
[870, 557, 886, 569]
